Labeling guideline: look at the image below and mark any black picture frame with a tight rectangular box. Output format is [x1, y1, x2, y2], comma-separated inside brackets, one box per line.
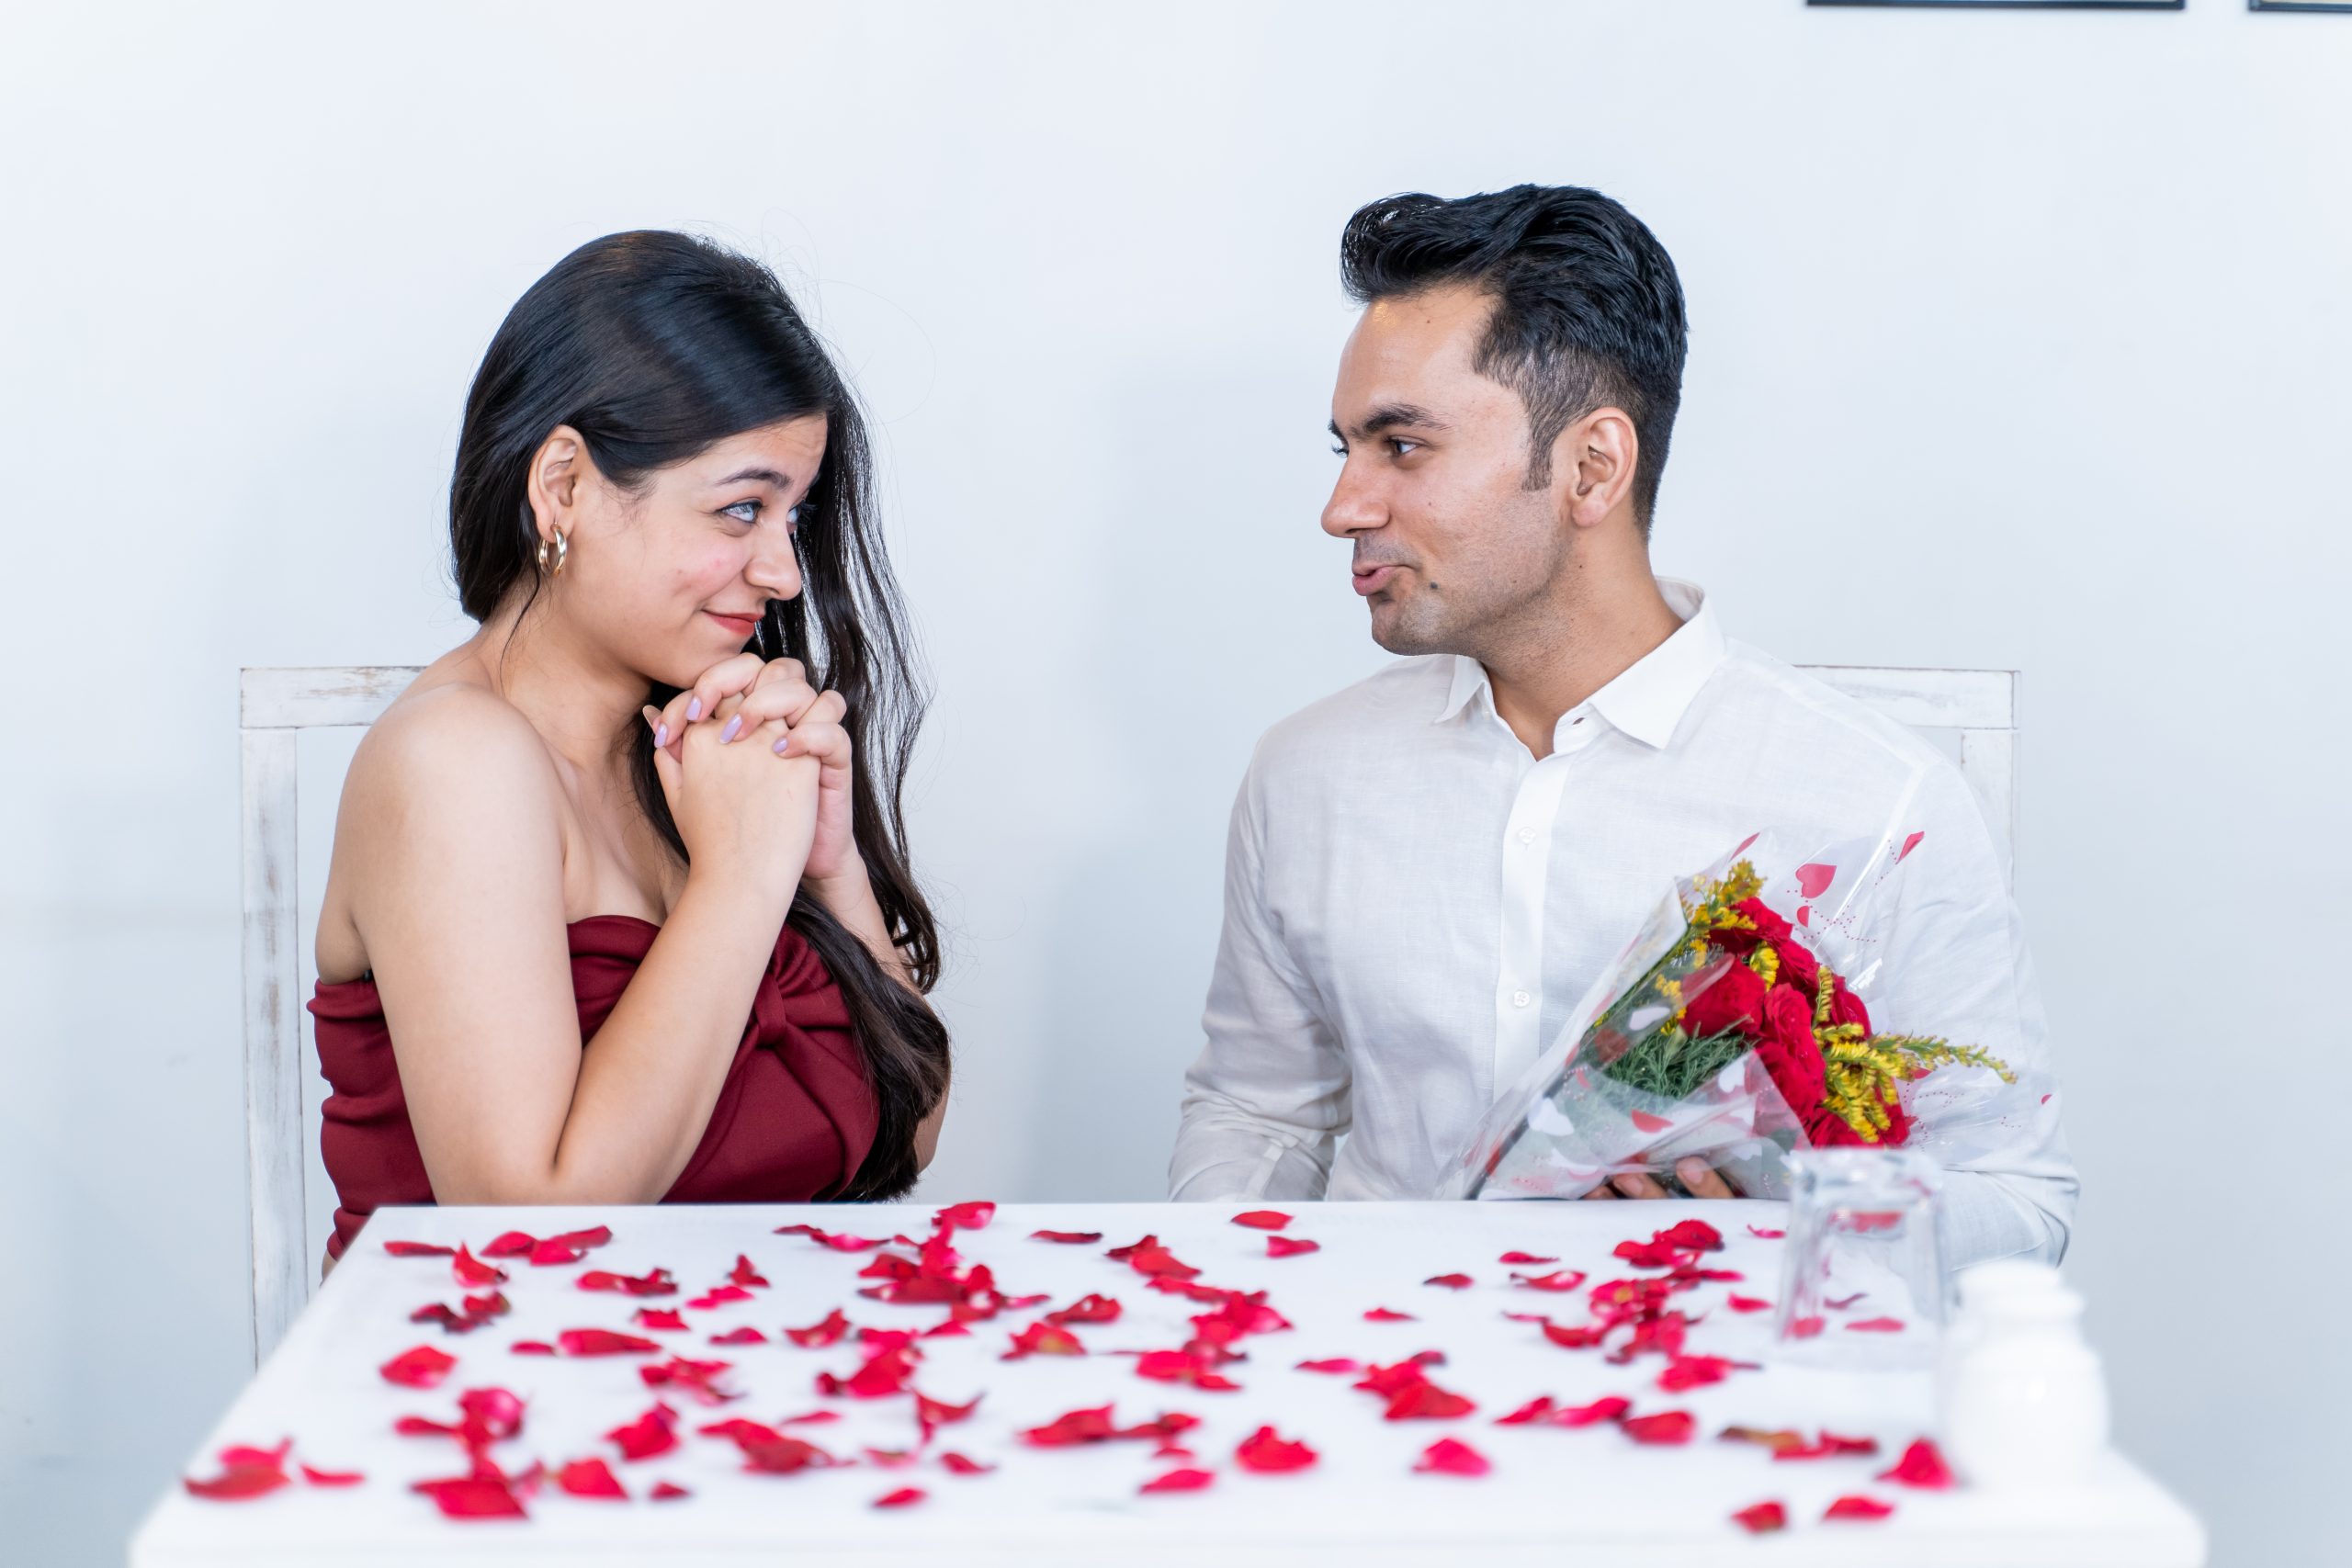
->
[2250, 1, 2352, 13]
[1809, 2, 2184, 9]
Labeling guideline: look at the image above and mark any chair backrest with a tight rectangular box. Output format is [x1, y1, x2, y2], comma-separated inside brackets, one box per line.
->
[234, 660, 2018, 1363]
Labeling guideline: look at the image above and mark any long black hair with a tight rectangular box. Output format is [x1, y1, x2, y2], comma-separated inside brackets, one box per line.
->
[448, 230, 947, 1199]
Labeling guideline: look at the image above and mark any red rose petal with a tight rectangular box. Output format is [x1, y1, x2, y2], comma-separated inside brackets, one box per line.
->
[1019, 1404, 1120, 1447]
[1510, 1269, 1589, 1292]
[1363, 1307, 1416, 1322]
[1877, 1438, 1955, 1488]
[1044, 1293, 1123, 1326]
[411, 1475, 527, 1518]
[775, 1224, 888, 1251]
[1424, 1273, 1474, 1289]
[1657, 1220, 1724, 1252]
[1029, 1229, 1103, 1244]
[1495, 1396, 1556, 1426]
[1235, 1426, 1317, 1472]
[686, 1285, 753, 1310]
[1231, 1210, 1292, 1231]
[939, 1450, 996, 1474]
[1383, 1381, 1476, 1420]
[605, 1404, 681, 1461]
[634, 1309, 688, 1332]
[1847, 1316, 1906, 1333]
[874, 1485, 927, 1508]
[557, 1328, 662, 1357]
[379, 1344, 458, 1389]
[184, 1463, 290, 1501]
[1622, 1411, 1696, 1445]
[1498, 1251, 1557, 1265]
[1556, 1395, 1633, 1427]
[1140, 1467, 1216, 1493]
[300, 1464, 364, 1486]
[555, 1458, 627, 1499]
[709, 1326, 767, 1346]
[934, 1201, 997, 1232]
[480, 1231, 538, 1258]
[578, 1268, 676, 1297]
[1004, 1322, 1085, 1359]
[450, 1246, 507, 1287]
[527, 1236, 587, 1266]
[1747, 1225, 1785, 1239]
[1266, 1235, 1320, 1258]
[1825, 1495, 1896, 1522]
[1657, 1354, 1750, 1392]
[1413, 1438, 1490, 1476]
[1295, 1358, 1361, 1374]
[510, 1340, 555, 1355]
[727, 1255, 769, 1289]
[650, 1481, 690, 1500]
[383, 1241, 458, 1258]
[1732, 1500, 1789, 1533]
[1110, 1235, 1201, 1280]
[784, 1308, 853, 1348]
[1727, 1294, 1772, 1314]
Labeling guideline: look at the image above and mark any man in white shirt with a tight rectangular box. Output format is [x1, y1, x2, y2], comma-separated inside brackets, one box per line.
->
[1169, 185, 2075, 1268]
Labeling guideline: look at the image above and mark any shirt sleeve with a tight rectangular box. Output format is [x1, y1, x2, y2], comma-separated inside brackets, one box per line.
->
[1875, 762, 2080, 1269]
[1168, 763, 1351, 1201]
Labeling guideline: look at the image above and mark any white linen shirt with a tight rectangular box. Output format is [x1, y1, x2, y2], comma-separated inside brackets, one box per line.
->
[1170, 580, 2077, 1269]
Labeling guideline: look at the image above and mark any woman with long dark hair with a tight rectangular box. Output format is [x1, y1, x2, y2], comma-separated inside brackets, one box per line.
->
[307, 231, 950, 1269]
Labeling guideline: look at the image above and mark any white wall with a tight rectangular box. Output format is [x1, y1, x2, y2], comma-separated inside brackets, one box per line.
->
[3, 2, 2343, 1562]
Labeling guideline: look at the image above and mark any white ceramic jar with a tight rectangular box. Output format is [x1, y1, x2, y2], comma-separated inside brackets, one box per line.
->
[1939, 1259, 2111, 1488]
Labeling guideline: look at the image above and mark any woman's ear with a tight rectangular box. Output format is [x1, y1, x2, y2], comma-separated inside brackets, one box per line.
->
[526, 424, 589, 543]
[1554, 406, 1639, 531]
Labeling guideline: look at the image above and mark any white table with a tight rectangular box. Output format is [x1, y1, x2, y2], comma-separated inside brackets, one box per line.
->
[130, 1201, 2203, 1566]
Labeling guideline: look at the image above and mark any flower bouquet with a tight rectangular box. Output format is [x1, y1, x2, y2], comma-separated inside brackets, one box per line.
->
[1442, 829, 2015, 1201]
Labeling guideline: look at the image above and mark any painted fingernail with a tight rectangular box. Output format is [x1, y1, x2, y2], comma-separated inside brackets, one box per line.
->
[654, 723, 670, 748]
[772, 732, 791, 755]
[720, 715, 743, 743]
[686, 697, 704, 721]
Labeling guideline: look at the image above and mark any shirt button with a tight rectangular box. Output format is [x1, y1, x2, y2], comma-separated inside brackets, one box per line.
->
[1511, 990, 1532, 1009]
[1515, 826, 1536, 845]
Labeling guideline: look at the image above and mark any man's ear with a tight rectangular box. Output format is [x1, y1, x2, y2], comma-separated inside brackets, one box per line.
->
[526, 423, 590, 543]
[1552, 406, 1639, 531]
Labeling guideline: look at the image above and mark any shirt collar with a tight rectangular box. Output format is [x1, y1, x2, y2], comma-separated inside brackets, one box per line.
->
[1433, 577, 1727, 750]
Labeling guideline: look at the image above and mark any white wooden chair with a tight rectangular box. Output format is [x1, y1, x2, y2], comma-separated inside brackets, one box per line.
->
[235, 661, 2018, 1364]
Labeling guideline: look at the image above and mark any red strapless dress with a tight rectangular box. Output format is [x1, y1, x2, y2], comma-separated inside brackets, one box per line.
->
[308, 914, 878, 1260]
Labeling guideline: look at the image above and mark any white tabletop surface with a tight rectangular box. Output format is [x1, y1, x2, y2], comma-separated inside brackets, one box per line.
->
[130, 1200, 2204, 1566]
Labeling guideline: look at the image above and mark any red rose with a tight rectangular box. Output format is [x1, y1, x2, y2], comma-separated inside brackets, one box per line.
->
[1828, 977, 1870, 1034]
[1735, 897, 1794, 945]
[1772, 936, 1821, 997]
[1757, 984, 1828, 1118]
[1680, 956, 1767, 1039]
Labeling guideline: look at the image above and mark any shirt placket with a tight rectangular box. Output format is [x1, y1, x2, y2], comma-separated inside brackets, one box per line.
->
[1490, 712, 1600, 1099]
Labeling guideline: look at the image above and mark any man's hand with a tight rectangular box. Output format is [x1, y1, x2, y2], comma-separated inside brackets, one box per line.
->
[1579, 1156, 1739, 1200]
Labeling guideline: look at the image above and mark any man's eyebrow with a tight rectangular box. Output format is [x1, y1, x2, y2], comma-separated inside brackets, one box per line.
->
[1330, 403, 1450, 444]
[711, 466, 795, 490]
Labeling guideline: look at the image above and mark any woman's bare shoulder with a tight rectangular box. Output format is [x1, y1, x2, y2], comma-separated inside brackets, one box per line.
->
[348, 671, 561, 811]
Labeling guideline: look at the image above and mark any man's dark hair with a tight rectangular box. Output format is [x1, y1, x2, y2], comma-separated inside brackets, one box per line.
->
[1340, 184, 1688, 531]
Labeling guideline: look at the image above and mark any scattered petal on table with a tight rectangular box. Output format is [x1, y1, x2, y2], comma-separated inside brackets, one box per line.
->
[480, 1231, 538, 1258]
[1498, 1251, 1557, 1265]
[1656, 1219, 1724, 1252]
[1140, 1467, 1215, 1493]
[510, 1341, 554, 1355]
[1414, 1438, 1490, 1476]
[727, 1255, 769, 1289]
[380, 1345, 458, 1389]
[775, 1224, 888, 1251]
[1235, 1425, 1317, 1472]
[1824, 1495, 1896, 1522]
[784, 1308, 853, 1348]
[939, 1450, 996, 1474]
[1296, 1358, 1361, 1374]
[383, 1241, 457, 1258]
[1557, 1396, 1633, 1427]
[686, 1285, 753, 1310]
[1732, 1500, 1789, 1533]
[578, 1268, 677, 1298]
[185, 1461, 290, 1501]
[1424, 1273, 1475, 1289]
[1363, 1307, 1417, 1323]
[634, 1309, 688, 1332]
[934, 1201, 997, 1232]
[411, 1474, 527, 1518]
[1846, 1316, 1906, 1333]
[1510, 1269, 1589, 1292]
[1029, 1229, 1103, 1244]
[650, 1481, 690, 1501]
[1657, 1354, 1752, 1393]
[1004, 1322, 1085, 1359]
[709, 1326, 767, 1346]
[1044, 1293, 1122, 1326]
[1877, 1438, 1955, 1488]
[1266, 1235, 1320, 1258]
[875, 1485, 928, 1507]
[451, 1246, 507, 1287]
[1231, 1210, 1292, 1231]
[1727, 1294, 1773, 1314]
[1747, 1225, 1785, 1239]
[557, 1328, 662, 1357]
[605, 1403, 681, 1461]
[300, 1463, 365, 1486]
[1622, 1410, 1697, 1445]
[555, 1458, 627, 1499]
[1496, 1396, 1556, 1425]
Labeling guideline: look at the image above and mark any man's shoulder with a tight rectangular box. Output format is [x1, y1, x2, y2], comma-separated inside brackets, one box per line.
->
[1248, 655, 1453, 782]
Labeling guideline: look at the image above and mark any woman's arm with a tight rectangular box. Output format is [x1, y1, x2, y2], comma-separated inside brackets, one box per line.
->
[342, 687, 804, 1205]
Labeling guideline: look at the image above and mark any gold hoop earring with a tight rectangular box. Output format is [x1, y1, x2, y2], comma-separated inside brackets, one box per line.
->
[536, 528, 569, 577]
